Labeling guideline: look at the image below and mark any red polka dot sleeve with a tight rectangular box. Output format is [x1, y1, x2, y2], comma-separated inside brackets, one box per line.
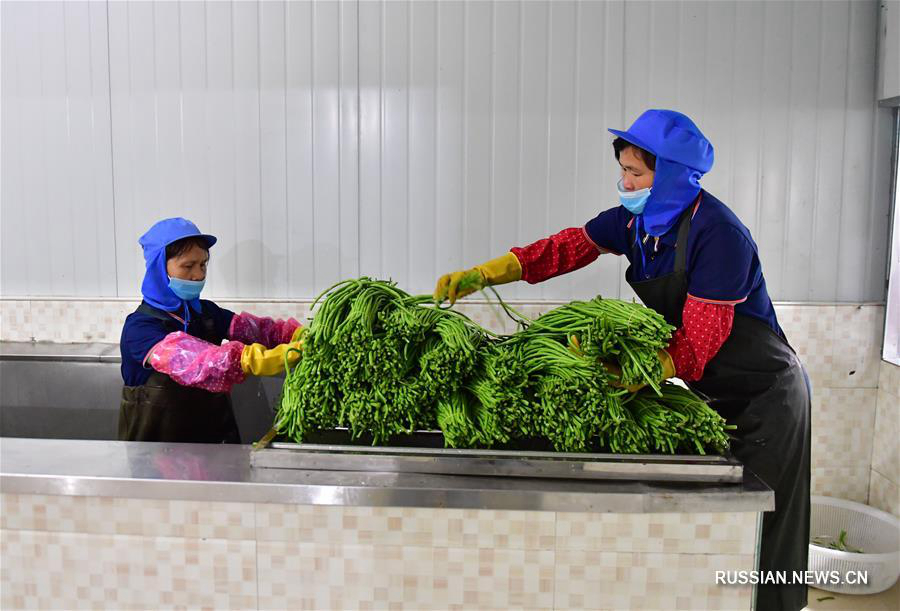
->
[667, 297, 735, 382]
[510, 227, 606, 284]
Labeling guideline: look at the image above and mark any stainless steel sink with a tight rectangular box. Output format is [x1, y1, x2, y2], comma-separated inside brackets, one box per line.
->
[0, 341, 283, 443]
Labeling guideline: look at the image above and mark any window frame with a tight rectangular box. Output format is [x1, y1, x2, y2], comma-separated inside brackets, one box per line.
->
[883, 110, 900, 365]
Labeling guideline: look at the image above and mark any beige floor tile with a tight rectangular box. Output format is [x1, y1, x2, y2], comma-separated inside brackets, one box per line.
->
[554, 550, 754, 610]
[555, 511, 757, 555]
[831, 306, 884, 388]
[1, 528, 257, 610]
[879, 361, 900, 399]
[805, 581, 899, 610]
[810, 388, 877, 471]
[777, 305, 835, 390]
[811, 466, 871, 503]
[0, 299, 32, 341]
[257, 540, 555, 610]
[872, 390, 899, 484]
[1, 493, 256, 540]
[254, 504, 557, 549]
[867, 470, 900, 519]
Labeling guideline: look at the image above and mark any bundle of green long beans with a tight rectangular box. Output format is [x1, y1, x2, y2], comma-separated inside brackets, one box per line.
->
[274, 277, 733, 455]
[276, 278, 485, 444]
[507, 296, 676, 393]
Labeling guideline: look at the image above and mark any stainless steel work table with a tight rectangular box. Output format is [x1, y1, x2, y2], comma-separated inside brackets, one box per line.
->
[1, 437, 773, 513]
[0, 341, 774, 513]
[2, 355, 773, 609]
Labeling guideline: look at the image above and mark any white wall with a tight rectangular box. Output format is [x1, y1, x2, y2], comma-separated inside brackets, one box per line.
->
[878, 0, 899, 102]
[1, 1, 117, 297]
[1, 0, 895, 302]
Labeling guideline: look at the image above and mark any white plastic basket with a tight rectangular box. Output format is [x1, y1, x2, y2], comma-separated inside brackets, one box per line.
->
[808, 495, 900, 594]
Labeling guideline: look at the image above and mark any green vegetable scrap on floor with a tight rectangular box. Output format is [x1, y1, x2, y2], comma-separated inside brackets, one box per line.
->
[811, 530, 864, 553]
[273, 277, 734, 455]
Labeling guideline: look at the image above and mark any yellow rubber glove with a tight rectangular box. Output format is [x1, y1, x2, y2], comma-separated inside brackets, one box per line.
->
[659, 349, 676, 379]
[433, 252, 523, 304]
[240, 340, 303, 377]
[606, 349, 676, 392]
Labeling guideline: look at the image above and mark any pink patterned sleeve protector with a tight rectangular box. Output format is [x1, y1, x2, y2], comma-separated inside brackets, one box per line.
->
[145, 332, 247, 394]
[509, 227, 603, 284]
[666, 297, 735, 382]
[228, 312, 302, 348]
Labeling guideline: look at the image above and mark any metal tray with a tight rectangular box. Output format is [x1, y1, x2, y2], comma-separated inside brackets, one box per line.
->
[251, 440, 744, 484]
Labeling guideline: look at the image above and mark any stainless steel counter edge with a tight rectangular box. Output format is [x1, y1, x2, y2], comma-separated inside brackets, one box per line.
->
[0, 341, 120, 362]
[1, 438, 775, 513]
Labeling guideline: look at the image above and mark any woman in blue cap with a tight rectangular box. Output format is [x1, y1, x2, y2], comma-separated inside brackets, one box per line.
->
[435, 109, 811, 611]
[119, 217, 304, 443]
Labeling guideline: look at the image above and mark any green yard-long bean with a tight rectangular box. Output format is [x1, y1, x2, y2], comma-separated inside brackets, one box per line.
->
[272, 277, 732, 455]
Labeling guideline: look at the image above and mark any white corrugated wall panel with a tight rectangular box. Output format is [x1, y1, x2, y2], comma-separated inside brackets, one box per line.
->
[105, 0, 356, 299]
[839, 0, 881, 302]
[284, 0, 315, 296]
[355, 0, 892, 303]
[462, 0, 493, 295]
[312, 0, 358, 293]
[516, 0, 551, 302]
[407, 0, 438, 293]
[0, 1, 116, 297]
[0, 0, 893, 303]
[433, 1, 465, 296]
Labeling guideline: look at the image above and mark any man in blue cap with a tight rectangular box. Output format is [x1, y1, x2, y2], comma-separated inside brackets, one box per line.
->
[434, 109, 811, 611]
[119, 217, 305, 443]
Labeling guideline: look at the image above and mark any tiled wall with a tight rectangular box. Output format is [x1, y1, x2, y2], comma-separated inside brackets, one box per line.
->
[0, 299, 888, 504]
[0, 299, 311, 343]
[870, 361, 899, 517]
[1, 493, 757, 610]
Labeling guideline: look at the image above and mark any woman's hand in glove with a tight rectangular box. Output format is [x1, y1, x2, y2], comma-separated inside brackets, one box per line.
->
[433, 252, 523, 304]
[568, 335, 675, 393]
[239, 339, 304, 377]
[603, 350, 676, 392]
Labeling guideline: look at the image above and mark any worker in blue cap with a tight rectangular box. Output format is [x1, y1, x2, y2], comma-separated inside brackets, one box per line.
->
[435, 109, 811, 611]
[119, 218, 305, 443]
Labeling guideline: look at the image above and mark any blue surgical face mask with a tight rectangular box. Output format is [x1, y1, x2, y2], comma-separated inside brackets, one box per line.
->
[168, 276, 205, 301]
[617, 178, 651, 215]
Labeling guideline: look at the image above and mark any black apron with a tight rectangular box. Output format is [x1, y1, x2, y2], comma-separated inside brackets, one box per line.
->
[627, 202, 811, 611]
[118, 302, 241, 444]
